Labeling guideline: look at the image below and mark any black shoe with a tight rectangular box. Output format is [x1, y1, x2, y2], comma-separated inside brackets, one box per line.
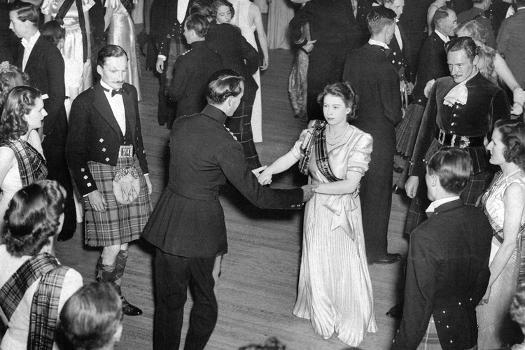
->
[386, 303, 404, 319]
[372, 253, 402, 265]
[121, 297, 143, 316]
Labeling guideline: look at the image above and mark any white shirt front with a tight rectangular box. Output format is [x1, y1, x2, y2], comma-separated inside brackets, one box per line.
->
[21, 31, 40, 71]
[434, 29, 450, 44]
[394, 23, 403, 50]
[100, 80, 126, 136]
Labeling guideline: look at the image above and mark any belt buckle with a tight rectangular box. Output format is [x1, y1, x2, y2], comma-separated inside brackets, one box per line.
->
[459, 136, 470, 148]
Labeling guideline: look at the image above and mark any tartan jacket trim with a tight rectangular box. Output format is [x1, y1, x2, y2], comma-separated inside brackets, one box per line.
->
[1, 139, 47, 187]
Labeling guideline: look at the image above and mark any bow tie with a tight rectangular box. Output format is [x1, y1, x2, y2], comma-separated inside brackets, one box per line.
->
[111, 88, 125, 96]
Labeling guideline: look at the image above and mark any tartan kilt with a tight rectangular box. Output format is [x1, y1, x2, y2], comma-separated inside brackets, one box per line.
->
[83, 157, 152, 247]
[225, 100, 261, 170]
[417, 316, 442, 350]
[396, 103, 425, 158]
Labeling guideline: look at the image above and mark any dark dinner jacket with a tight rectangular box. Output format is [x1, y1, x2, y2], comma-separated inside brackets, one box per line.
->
[388, 21, 415, 82]
[66, 83, 148, 196]
[141, 105, 304, 258]
[17, 35, 67, 140]
[392, 200, 492, 350]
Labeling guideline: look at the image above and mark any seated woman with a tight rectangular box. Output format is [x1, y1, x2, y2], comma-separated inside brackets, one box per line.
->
[477, 119, 525, 348]
[0, 61, 29, 111]
[257, 82, 376, 346]
[456, 20, 525, 115]
[0, 86, 48, 229]
[59, 282, 123, 350]
[0, 180, 83, 350]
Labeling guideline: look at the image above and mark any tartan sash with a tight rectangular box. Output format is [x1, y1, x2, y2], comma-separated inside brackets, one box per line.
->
[298, 120, 342, 182]
[0, 253, 68, 350]
[55, 0, 88, 62]
[1, 140, 47, 187]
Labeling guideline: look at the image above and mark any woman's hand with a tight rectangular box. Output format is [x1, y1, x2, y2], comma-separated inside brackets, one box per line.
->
[145, 174, 153, 195]
[479, 286, 491, 305]
[156, 57, 165, 74]
[302, 40, 317, 54]
[253, 166, 273, 185]
[405, 176, 419, 198]
[261, 55, 269, 71]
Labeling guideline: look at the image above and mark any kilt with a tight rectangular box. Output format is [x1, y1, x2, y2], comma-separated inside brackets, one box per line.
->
[84, 157, 152, 247]
[417, 316, 442, 350]
[396, 103, 425, 158]
[225, 100, 261, 170]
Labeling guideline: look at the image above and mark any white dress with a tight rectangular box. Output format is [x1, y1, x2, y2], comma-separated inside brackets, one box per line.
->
[230, 0, 263, 142]
[292, 125, 377, 346]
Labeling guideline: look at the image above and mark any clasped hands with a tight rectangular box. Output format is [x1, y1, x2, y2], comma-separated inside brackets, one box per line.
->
[252, 166, 317, 202]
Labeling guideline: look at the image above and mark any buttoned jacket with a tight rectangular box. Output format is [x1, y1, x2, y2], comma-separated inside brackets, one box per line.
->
[66, 83, 148, 196]
[392, 200, 492, 350]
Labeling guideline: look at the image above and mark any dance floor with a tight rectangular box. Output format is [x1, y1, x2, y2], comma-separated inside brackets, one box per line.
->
[55, 49, 410, 350]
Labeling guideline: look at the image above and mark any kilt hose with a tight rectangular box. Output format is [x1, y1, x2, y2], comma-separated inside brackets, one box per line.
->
[84, 157, 152, 247]
[225, 99, 262, 170]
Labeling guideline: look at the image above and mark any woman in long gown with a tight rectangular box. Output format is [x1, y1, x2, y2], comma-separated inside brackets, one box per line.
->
[0, 86, 48, 232]
[105, 0, 141, 100]
[267, 0, 294, 49]
[257, 82, 377, 346]
[229, 0, 268, 143]
[476, 119, 525, 349]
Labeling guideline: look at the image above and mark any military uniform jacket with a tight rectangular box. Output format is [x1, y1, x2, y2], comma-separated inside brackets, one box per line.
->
[141, 105, 304, 258]
[168, 41, 223, 118]
[392, 200, 492, 350]
[66, 83, 148, 196]
[409, 73, 509, 176]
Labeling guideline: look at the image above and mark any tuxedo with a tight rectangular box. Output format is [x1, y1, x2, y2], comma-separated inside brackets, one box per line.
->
[66, 83, 148, 196]
[388, 21, 415, 82]
[290, 0, 369, 120]
[392, 200, 492, 349]
[16, 34, 76, 239]
[343, 43, 402, 260]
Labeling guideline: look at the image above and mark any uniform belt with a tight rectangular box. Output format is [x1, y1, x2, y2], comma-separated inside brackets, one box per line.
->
[436, 129, 485, 148]
[167, 184, 218, 201]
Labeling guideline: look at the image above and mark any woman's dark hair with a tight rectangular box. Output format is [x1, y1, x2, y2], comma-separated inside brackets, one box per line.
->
[426, 147, 473, 194]
[2, 180, 66, 257]
[40, 20, 65, 46]
[445, 36, 479, 61]
[97, 44, 128, 68]
[190, 0, 214, 20]
[510, 286, 525, 328]
[185, 13, 210, 38]
[9, 0, 40, 26]
[494, 119, 525, 171]
[317, 82, 359, 121]
[211, 0, 235, 21]
[206, 69, 244, 104]
[0, 62, 30, 108]
[0, 85, 41, 142]
[59, 282, 123, 350]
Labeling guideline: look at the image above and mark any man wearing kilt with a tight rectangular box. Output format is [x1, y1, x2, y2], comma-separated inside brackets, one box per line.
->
[404, 37, 509, 234]
[66, 45, 152, 316]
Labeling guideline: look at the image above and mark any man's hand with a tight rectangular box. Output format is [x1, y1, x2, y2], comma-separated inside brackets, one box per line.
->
[88, 190, 107, 212]
[301, 184, 318, 202]
[405, 176, 419, 199]
[145, 174, 153, 195]
[156, 57, 165, 74]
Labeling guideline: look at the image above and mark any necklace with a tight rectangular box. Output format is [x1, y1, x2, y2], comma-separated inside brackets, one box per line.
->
[326, 124, 349, 145]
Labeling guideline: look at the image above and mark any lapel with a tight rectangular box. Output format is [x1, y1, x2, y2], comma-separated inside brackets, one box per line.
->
[122, 84, 136, 141]
[93, 83, 123, 138]
[16, 44, 23, 68]
[24, 36, 44, 72]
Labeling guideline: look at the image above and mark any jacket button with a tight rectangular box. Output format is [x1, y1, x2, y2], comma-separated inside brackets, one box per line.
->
[83, 175, 88, 179]
[99, 138, 104, 143]
[102, 148, 106, 152]
[81, 168, 85, 172]
[87, 182, 92, 187]
[105, 157, 110, 162]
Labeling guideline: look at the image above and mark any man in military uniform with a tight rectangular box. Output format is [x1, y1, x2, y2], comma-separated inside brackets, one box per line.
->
[142, 70, 315, 350]
[67, 45, 152, 316]
[405, 37, 510, 229]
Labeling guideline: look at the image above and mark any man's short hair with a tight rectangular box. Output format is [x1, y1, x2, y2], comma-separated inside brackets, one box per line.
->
[185, 13, 210, 38]
[97, 45, 128, 68]
[445, 36, 478, 61]
[59, 282, 123, 350]
[206, 69, 244, 105]
[367, 6, 396, 36]
[426, 147, 472, 195]
[9, 0, 39, 26]
[432, 6, 451, 29]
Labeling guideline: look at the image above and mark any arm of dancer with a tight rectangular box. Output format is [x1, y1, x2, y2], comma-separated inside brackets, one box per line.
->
[493, 53, 525, 114]
[250, 3, 269, 70]
[0, 147, 16, 186]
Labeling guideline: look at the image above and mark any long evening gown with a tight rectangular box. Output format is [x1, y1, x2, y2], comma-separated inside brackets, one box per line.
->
[230, 0, 263, 142]
[105, 0, 141, 100]
[267, 0, 294, 49]
[292, 124, 377, 346]
[477, 170, 525, 349]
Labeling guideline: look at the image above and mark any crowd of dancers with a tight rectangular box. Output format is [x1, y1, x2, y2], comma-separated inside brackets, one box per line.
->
[1, 0, 525, 349]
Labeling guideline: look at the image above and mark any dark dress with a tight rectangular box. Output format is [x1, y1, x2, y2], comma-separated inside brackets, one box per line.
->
[343, 43, 402, 261]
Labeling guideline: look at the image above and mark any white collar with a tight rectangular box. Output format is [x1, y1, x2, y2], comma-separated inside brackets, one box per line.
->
[426, 196, 460, 213]
[21, 30, 40, 48]
[434, 30, 450, 43]
[368, 39, 389, 50]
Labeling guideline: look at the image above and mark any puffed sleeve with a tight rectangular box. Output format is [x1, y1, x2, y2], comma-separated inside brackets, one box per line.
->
[346, 131, 373, 177]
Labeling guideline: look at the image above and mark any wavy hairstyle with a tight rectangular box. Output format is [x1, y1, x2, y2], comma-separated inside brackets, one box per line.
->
[2, 180, 66, 257]
[206, 69, 244, 104]
[59, 282, 123, 350]
[510, 286, 525, 328]
[494, 119, 525, 171]
[0, 86, 41, 142]
[8, 0, 40, 26]
[0, 62, 30, 109]
[210, 0, 235, 21]
[317, 81, 359, 122]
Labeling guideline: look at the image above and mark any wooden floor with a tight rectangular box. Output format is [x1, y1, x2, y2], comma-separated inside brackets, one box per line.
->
[54, 49, 412, 350]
